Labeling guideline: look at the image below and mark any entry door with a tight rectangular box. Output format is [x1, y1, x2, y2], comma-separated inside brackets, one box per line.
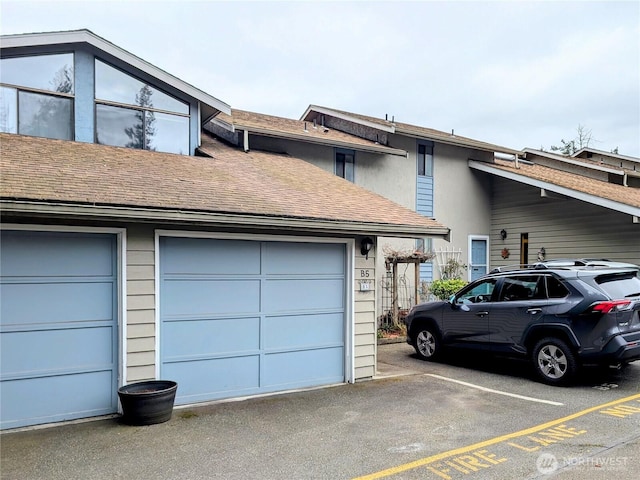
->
[469, 237, 489, 281]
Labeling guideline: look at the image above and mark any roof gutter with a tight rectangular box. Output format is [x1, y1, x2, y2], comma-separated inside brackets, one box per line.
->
[0, 200, 451, 239]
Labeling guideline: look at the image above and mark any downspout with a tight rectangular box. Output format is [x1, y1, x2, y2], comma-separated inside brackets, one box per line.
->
[243, 129, 249, 152]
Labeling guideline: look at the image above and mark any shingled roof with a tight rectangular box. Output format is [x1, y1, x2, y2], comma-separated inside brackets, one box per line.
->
[301, 105, 521, 155]
[212, 109, 407, 156]
[0, 132, 449, 238]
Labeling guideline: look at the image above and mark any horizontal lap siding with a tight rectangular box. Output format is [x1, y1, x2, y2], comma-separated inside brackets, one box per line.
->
[125, 225, 156, 382]
[490, 178, 640, 267]
[355, 248, 376, 380]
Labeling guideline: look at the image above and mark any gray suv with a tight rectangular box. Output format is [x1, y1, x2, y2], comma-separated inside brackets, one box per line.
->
[405, 263, 640, 385]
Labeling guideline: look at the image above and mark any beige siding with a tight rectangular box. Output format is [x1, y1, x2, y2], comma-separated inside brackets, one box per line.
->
[354, 238, 377, 381]
[489, 177, 640, 267]
[125, 224, 156, 383]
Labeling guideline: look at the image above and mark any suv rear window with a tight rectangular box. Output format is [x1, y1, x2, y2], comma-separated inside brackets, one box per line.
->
[595, 273, 640, 299]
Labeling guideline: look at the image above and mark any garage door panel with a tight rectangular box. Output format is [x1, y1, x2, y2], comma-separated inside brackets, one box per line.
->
[1, 326, 114, 378]
[161, 237, 261, 275]
[1, 282, 114, 325]
[1, 370, 116, 430]
[262, 347, 344, 388]
[163, 317, 260, 358]
[0, 232, 114, 277]
[162, 279, 260, 316]
[0, 230, 118, 430]
[165, 356, 260, 403]
[264, 278, 344, 312]
[264, 243, 345, 275]
[160, 238, 346, 404]
[264, 313, 344, 350]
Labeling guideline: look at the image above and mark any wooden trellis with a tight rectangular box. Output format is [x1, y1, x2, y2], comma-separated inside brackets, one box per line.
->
[384, 250, 435, 326]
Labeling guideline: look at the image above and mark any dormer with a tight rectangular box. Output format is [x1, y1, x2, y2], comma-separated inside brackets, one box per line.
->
[0, 29, 230, 155]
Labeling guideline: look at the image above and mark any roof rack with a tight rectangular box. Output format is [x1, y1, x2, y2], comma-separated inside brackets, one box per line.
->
[489, 260, 639, 275]
[489, 263, 549, 273]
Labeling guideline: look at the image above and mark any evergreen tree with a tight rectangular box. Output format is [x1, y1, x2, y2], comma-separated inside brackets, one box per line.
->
[125, 85, 156, 150]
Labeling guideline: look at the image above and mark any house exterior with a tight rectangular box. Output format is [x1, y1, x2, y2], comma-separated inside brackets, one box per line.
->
[0, 30, 449, 430]
[3, 28, 638, 432]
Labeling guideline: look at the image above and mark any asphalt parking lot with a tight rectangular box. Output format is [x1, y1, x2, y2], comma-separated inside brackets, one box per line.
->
[2, 342, 639, 480]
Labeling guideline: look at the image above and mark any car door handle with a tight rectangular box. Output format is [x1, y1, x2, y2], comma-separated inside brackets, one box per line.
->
[476, 311, 489, 317]
[527, 308, 542, 314]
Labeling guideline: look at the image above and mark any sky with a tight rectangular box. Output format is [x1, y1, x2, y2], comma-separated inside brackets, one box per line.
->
[2, 0, 639, 157]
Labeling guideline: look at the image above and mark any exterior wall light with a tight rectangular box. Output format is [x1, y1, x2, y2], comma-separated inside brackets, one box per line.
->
[360, 237, 374, 259]
[500, 229, 507, 240]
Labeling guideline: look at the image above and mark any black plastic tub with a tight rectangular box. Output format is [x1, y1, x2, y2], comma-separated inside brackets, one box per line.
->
[117, 380, 178, 425]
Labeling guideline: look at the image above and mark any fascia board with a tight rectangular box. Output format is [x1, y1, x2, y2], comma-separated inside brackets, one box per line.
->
[300, 105, 395, 133]
[1, 30, 231, 117]
[240, 125, 407, 157]
[1, 201, 451, 239]
[469, 160, 640, 217]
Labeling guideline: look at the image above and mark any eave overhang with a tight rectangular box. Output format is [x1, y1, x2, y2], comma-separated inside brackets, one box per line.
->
[0, 200, 451, 240]
[238, 124, 407, 157]
[469, 160, 640, 217]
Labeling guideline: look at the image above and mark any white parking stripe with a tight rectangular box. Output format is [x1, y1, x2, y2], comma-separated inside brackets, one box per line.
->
[426, 373, 564, 405]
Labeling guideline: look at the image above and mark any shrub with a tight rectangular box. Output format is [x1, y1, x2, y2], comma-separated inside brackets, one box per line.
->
[430, 279, 467, 300]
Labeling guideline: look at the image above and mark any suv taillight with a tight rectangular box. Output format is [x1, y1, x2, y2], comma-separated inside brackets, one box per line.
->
[591, 300, 632, 314]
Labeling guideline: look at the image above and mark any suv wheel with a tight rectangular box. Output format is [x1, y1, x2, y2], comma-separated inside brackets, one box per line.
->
[413, 326, 441, 361]
[532, 337, 577, 386]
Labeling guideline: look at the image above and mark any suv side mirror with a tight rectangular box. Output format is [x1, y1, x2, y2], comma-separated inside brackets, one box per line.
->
[449, 294, 458, 308]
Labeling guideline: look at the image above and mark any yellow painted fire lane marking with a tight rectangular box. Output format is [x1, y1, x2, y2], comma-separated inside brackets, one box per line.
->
[426, 374, 564, 405]
[352, 393, 640, 480]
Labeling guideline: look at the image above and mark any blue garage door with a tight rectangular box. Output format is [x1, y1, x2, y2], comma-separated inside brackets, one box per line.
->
[0, 230, 118, 430]
[160, 237, 346, 404]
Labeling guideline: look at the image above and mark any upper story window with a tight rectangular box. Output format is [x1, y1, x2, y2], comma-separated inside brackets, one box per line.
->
[0, 53, 74, 140]
[417, 141, 434, 176]
[94, 59, 189, 154]
[335, 148, 355, 182]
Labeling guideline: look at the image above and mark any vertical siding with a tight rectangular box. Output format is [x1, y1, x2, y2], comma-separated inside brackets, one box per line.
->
[125, 224, 156, 382]
[489, 177, 640, 267]
[354, 238, 376, 380]
[73, 50, 94, 143]
[417, 175, 434, 281]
